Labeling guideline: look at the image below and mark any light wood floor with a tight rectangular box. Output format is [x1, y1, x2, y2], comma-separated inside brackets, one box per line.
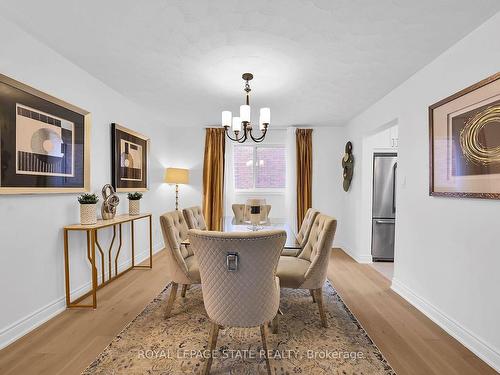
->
[0, 251, 170, 375]
[0, 249, 495, 375]
[328, 249, 496, 375]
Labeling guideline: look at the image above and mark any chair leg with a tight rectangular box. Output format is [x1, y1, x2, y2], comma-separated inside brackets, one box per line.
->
[310, 289, 316, 303]
[164, 282, 178, 318]
[203, 322, 219, 375]
[260, 324, 272, 375]
[181, 284, 188, 298]
[271, 313, 279, 334]
[314, 288, 328, 328]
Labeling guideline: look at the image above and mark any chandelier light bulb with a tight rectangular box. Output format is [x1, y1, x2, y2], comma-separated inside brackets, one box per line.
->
[222, 111, 232, 127]
[240, 105, 250, 123]
[259, 107, 270, 130]
[232, 116, 242, 132]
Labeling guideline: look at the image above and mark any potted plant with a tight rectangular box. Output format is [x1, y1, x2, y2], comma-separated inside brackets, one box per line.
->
[127, 192, 143, 215]
[78, 193, 99, 225]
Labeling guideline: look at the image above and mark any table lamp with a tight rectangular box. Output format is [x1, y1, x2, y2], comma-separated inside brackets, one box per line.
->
[164, 168, 189, 210]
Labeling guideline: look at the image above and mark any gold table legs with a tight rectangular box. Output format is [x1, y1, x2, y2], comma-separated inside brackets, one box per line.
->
[64, 229, 97, 309]
[63, 215, 153, 309]
[133, 215, 153, 269]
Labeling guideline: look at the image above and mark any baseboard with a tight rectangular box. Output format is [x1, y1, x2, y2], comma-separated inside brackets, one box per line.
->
[0, 242, 164, 351]
[391, 278, 500, 372]
[341, 247, 372, 264]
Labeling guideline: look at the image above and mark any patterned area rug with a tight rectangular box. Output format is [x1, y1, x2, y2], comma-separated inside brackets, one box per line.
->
[83, 282, 395, 374]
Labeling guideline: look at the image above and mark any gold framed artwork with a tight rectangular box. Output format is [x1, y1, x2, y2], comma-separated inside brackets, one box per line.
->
[0, 73, 91, 194]
[111, 123, 149, 192]
[429, 72, 500, 199]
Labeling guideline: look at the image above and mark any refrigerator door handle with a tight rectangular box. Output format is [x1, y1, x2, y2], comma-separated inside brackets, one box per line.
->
[375, 219, 394, 224]
[392, 162, 397, 214]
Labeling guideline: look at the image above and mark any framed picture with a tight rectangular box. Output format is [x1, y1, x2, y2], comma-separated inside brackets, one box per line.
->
[111, 123, 149, 192]
[429, 72, 500, 199]
[0, 73, 90, 194]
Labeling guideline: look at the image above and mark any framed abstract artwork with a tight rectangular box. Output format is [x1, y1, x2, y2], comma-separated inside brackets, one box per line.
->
[0, 73, 90, 194]
[429, 72, 500, 199]
[111, 123, 149, 192]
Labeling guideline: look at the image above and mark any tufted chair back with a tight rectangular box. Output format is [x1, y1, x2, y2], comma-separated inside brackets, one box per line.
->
[296, 208, 319, 248]
[298, 214, 337, 289]
[189, 229, 286, 328]
[232, 204, 246, 223]
[159, 211, 195, 285]
[182, 206, 207, 230]
[232, 203, 272, 223]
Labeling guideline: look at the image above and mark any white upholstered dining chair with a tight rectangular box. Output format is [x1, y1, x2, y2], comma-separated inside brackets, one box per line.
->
[182, 205, 207, 230]
[159, 211, 201, 317]
[281, 207, 320, 257]
[276, 214, 337, 327]
[296, 208, 320, 248]
[189, 229, 286, 375]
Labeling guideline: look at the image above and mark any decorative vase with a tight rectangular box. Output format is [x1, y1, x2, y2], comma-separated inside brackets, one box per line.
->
[129, 199, 140, 215]
[101, 184, 119, 220]
[80, 203, 97, 225]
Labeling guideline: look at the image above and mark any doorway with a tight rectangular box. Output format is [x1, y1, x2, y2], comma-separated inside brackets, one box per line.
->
[360, 123, 398, 280]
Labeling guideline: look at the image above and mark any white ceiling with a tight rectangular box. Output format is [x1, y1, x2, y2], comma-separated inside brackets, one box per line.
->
[1, 0, 499, 127]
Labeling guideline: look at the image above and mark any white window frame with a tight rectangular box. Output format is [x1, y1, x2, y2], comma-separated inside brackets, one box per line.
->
[233, 143, 286, 194]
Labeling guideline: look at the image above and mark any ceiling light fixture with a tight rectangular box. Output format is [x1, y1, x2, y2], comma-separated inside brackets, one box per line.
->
[221, 73, 269, 143]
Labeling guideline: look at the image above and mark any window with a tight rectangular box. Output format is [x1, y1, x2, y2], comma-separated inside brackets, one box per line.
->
[233, 145, 286, 191]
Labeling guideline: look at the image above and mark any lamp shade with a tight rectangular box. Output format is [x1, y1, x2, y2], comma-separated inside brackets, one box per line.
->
[164, 168, 189, 184]
[232, 116, 242, 132]
[259, 107, 270, 130]
[240, 104, 250, 123]
[222, 110, 232, 127]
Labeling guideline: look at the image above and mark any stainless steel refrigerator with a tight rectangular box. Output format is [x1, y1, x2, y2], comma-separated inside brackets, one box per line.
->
[371, 153, 397, 261]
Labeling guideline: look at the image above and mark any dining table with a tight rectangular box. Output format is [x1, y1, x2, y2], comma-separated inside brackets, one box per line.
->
[182, 217, 301, 255]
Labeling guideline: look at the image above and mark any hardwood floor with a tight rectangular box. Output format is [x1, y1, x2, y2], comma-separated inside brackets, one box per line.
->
[328, 249, 496, 375]
[0, 250, 170, 375]
[0, 248, 495, 375]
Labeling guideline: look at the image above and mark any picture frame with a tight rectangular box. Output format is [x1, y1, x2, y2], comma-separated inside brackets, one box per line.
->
[429, 72, 500, 199]
[0, 73, 91, 194]
[111, 123, 149, 192]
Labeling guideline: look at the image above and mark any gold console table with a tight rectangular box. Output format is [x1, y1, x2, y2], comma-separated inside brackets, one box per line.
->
[63, 213, 152, 309]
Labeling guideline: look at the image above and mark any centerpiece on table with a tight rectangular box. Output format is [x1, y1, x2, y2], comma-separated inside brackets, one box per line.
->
[245, 198, 266, 231]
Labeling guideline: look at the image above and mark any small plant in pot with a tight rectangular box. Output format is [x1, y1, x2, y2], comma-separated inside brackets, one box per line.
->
[127, 192, 143, 215]
[78, 193, 99, 225]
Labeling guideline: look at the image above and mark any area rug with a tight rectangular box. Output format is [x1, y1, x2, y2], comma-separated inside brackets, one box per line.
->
[82, 282, 395, 374]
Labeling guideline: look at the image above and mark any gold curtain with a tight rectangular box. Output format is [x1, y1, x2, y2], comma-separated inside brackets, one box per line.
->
[202, 128, 226, 230]
[296, 128, 313, 230]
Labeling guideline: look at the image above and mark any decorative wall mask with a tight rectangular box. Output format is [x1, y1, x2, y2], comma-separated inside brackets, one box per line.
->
[342, 141, 354, 192]
[101, 184, 120, 220]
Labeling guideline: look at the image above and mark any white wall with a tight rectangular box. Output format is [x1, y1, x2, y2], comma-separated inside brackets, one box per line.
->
[342, 13, 500, 371]
[312, 127, 346, 248]
[0, 17, 204, 349]
[283, 127, 347, 247]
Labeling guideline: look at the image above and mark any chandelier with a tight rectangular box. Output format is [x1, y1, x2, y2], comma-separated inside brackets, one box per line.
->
[221, 73, 270, 143]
